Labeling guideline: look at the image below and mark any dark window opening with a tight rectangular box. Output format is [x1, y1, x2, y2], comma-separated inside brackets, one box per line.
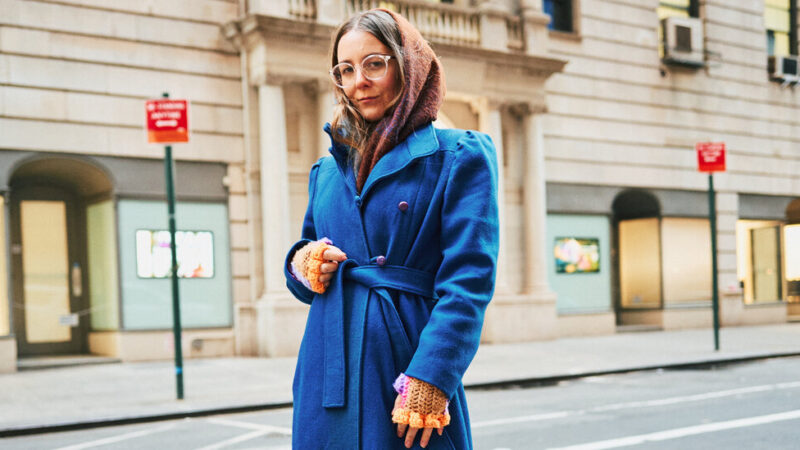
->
[544, 0, 573, 33]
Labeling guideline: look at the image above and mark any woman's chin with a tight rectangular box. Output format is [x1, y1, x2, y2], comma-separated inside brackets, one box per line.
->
[358, 107, 386, 123]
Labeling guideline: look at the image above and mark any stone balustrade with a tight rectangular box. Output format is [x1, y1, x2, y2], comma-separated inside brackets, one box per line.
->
[289, 0, 317, 19]
[267, 0, 550, 54]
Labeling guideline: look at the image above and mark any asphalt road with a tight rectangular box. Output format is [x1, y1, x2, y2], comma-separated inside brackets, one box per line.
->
[3, 356, 800, 449]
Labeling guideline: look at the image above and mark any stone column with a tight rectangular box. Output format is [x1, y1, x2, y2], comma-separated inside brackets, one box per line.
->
[479, 100, 508, 294]
[521, 108, 554, 297]
[317, 80, 337, 159]
[258, 84, 292, 296]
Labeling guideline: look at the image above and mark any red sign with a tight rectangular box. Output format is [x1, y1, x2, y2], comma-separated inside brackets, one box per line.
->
[696, 142, 726, 172]
[146, 99, 189, 143]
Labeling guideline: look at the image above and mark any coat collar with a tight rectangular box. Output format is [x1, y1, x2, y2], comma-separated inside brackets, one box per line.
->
[323, 122, 440, 198]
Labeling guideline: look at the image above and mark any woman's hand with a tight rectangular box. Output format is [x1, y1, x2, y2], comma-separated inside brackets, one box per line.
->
[316, 246, 347, 289]
[393, 394, 443, 448]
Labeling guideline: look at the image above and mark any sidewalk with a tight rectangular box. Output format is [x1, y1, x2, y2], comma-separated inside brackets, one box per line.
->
[2, 323, 800, 436]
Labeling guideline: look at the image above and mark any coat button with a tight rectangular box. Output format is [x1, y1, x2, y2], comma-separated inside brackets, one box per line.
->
[354, 195, 362, 208]
[398, 201, 409, 212]
[376, 255, 386, 266]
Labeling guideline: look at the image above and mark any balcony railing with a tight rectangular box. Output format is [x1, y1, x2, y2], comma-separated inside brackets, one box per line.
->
[506, 15, 524, 51]
[289, 0, 316, 20]
[344, 0, 480, 47]
[280, 0, 533, 53]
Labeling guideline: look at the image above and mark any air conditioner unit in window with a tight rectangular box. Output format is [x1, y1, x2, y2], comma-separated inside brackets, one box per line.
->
[661, 16, 704, 68]
[769, 55, 800, 82]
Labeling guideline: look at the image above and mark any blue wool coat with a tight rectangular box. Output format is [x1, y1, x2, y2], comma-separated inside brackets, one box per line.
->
[284, 122, 499, 449]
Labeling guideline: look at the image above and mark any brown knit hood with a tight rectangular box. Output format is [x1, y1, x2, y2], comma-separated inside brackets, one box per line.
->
[354, 8, 446, 192]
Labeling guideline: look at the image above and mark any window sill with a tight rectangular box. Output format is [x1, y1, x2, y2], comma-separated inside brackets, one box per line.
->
[548, 29, 582, 43]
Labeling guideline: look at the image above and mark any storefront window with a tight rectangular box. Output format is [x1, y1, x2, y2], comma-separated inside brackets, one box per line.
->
[86, 200, 119, 331]
[547, 214, 611, 314]
[117, 200, 232, 330]
[660, 218, 712, 305]
[784, 225, 800, 302]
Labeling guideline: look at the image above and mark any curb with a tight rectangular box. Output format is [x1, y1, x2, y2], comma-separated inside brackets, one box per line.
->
[3, 352, 799, 438]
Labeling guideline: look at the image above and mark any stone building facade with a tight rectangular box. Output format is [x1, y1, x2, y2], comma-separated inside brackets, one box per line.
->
[0, 0, 798, 372]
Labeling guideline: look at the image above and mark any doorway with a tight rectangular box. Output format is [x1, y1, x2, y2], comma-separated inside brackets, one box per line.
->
[10, 184, 88, 356]
[612, 190, 663, 327]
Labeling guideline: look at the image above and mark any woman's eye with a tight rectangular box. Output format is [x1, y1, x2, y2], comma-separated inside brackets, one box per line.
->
[341, 66, 354, 75]
[366, 61, 385, 70]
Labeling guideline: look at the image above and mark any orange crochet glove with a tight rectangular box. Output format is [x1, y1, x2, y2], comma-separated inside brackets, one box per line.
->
[290, 239, 333, 294]
[391, 374, 450, 429]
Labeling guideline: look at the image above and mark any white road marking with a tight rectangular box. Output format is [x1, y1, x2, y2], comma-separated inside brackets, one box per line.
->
[52, 423, 178, 450]
[205, 417, 292, 435]
[193, 430, 273, 450]
[473, 411, 572, 428]
[192, 417, 292, 450]
[472, 380, 800, 428]
[546, 409, 800, 450]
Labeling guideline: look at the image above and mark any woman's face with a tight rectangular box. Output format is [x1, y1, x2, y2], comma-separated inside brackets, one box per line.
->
[336, 30, 401, 122]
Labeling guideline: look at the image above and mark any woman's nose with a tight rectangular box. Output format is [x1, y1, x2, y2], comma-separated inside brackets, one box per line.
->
[354, 67, 370, 88]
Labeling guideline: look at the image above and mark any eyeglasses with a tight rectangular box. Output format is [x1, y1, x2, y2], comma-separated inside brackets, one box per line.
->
[330, 54, 394, 88]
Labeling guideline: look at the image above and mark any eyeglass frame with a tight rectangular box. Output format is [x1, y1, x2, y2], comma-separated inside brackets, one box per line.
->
[329, 54, 395, 88]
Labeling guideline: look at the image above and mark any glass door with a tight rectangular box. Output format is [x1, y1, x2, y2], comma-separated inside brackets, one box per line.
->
[751, 226, 782, 303]
[11, 187, 87, 356]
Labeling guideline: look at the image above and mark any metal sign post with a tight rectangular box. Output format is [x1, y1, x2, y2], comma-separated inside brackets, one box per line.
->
[697, 142, 726, 352]
[146, 92, 190, 399]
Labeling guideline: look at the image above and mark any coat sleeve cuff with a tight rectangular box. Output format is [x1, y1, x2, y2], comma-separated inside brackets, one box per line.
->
[284, 239, 315, 304]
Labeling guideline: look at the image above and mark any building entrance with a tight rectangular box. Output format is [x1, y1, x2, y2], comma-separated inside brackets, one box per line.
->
[10, 184, 88, 356]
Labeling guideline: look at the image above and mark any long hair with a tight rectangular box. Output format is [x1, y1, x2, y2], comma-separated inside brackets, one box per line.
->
[329, 10, 406, 158]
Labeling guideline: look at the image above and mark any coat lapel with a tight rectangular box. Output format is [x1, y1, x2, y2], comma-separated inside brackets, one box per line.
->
[360, 123, 439, 199]
[322, 122, 440, 199]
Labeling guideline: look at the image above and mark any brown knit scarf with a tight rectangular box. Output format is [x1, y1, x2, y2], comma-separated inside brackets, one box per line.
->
[354, 8, 446, 192]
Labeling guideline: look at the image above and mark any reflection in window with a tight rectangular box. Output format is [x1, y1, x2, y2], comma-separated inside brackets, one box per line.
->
[543, 0, 573, 32]
[737, 220, 784, 304]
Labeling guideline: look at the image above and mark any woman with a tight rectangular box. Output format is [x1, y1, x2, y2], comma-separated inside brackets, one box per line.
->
[284, 8, 499, 449]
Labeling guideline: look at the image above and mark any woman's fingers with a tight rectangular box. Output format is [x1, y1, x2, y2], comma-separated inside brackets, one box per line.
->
[318, 273, 332, 283]
[322, 246, 347, 262]
[437, 427, 443, 436]
[404, 426, 419, 449]
[396, 423, 406, 438]
[320, 262, 338, 274]
[419, 427, 434, 448]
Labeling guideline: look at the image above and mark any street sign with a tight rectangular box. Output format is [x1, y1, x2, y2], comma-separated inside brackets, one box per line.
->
[696, 142, 726, 172]
[146, 99, 189, 143]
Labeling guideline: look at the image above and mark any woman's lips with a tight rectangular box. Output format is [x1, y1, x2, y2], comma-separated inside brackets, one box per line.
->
[359, 96, 378, 103]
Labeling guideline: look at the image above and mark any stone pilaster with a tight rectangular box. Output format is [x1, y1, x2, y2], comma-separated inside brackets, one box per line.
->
[317, 80, 337, 159]
[479, 1, 510, 51]
[520, 0, 551, 55]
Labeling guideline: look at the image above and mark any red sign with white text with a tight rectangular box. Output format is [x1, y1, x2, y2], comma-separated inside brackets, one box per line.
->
[146, 99, 189, 143]
[696, 142, 726, 173]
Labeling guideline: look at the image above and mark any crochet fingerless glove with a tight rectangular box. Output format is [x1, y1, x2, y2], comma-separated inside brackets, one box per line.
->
[392, 374, 450, 429]
[290, 238, 333, 294]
